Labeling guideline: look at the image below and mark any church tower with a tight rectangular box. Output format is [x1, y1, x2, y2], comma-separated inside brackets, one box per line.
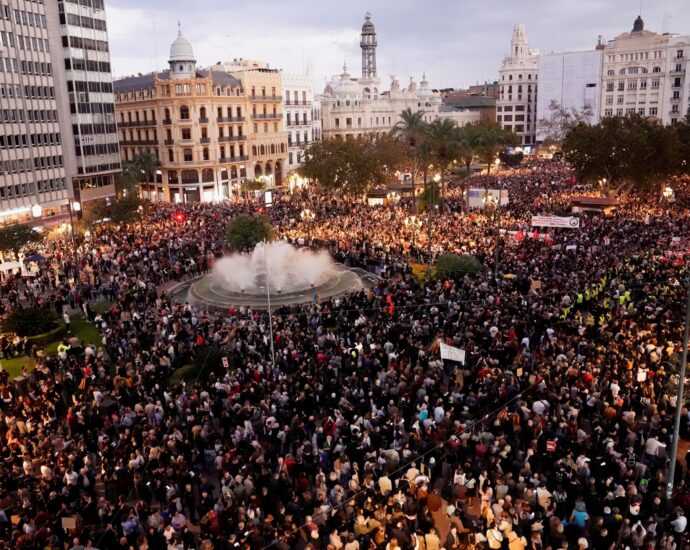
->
[168, 23, 196, 80]
[511, 23, 529, 58]
[360, 12, 377, 79]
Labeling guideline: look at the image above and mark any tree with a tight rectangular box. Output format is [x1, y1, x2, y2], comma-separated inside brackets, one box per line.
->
[87, 194, 144, 225]
[417, 180, 442, 213]
[424, 118, 461, 204]
[563, 114, 679, 194]
[0, 224, 43, 257]
[392, 108, 428, 210]
[499, 150, 524, 167]
[226, 215, 274, 251]
[537, 100, 594, 145]
[436, 253, 482, 279]
[1, 307, 58, 336]
[115, 153, 161, 199]
[456, 122, 483, 176]
[474, 123, 520, 174]
[300, 137, 381, 196]
[368, 133, 408, 187]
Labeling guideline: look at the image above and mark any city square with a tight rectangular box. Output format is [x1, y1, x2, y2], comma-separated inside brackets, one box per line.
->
[0, 1, 689, 550]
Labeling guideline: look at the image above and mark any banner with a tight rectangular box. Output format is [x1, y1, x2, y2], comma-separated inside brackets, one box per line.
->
[439, 342, 466, 364]
[531, 216, 580, 229]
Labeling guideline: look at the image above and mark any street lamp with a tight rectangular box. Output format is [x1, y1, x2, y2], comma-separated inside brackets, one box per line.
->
[67, 199, 81, 287]
[405, 215, 421, 258]
[31, 204, 42, 219]
[426, 174, 441, 274]
[300, 208, 315, 242]
[483, 194, 501, 279]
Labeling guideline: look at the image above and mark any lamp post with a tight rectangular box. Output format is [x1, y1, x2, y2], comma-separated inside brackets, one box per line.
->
[405, 215, 421, 260]
[483, 194, 500, 279]
[427, 173, 441, 275]
[300, 208, 315, 243]
[667, 278, 690, 500]
[67, 199, 81, 288]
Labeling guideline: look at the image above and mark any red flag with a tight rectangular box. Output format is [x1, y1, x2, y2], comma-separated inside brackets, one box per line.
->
[515, 230, 524, 242]
[389, 302, 395, 315]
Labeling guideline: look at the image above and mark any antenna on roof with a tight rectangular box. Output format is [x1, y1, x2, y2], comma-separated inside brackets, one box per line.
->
[662, 13, 672, 34]
[177, 20, 182, 36]
[152, 14, 159, 73]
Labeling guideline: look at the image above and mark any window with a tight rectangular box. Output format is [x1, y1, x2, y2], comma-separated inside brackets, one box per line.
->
[640, 81, 647, 89]
[203, 147, 209, 160]
[181, 128, 191, 140]
[652, 66, 661, 73]
[605, 96, 613, 105]
[168, 149, 173, 162]
[180, 105, 189, 119]
[604, 108, 613, 116]
[638, 108, 645, 115]
[649, 107, 657, 116]
[651, 80, 659, 89]
[607, 69, 615, 76]
[617, 82, 624, 91]
[183, 148, 192, 162]
[606, 83, 614, 92]
[617, 96, 624, 104]
[677, 49, 684, 58]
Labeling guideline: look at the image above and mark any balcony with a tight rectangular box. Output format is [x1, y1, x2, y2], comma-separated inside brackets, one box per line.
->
[252, 113, 282, 120]
[219, 155, 249, 163]
[162, 119, 172, 125]
[119, 120, 157, 128]
[121, 139, 157, 146]
[218, 135, 247, 142]
[287, 120, 312, 127]
[251, 95, 282, 101]
[164, 139, 174, 145]
[200, 137, 211, 144]
[671, 69, 686, 75]
[216, 116, 245, 123]
[285, 100, 312, 106]
[199, 117, 209, 124]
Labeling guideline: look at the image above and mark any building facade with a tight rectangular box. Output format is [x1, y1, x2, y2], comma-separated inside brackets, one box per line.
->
[497, 24, 539, 146]
[0, 0, 119, 227]
[599, 16, 690, 124]
[319, 15, 482, 141]
[58, 0, 120, 204]
[536, 49, 602, 141]
[114, 35, 287, 203]
[282, 72, 315, 172]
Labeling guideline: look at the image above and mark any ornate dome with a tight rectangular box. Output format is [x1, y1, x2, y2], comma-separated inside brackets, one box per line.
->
[169, 27, 195, 62]
[334, 63, 361, 96]
[362, 12, 375, 32]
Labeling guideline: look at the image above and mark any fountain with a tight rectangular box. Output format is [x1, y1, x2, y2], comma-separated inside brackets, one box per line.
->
[185, 241, 372, 309]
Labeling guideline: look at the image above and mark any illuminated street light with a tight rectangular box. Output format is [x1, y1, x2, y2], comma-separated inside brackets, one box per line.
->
[31, 204, 42, 218]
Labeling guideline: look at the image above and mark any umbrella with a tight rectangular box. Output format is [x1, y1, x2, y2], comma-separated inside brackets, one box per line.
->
[23, 253, 46, 263]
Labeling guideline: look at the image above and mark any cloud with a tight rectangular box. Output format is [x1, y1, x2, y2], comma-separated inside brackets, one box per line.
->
[105, 0, 690, 90]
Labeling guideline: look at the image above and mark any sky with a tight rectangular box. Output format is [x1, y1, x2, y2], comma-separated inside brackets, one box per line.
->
[106, 0, 690, 91]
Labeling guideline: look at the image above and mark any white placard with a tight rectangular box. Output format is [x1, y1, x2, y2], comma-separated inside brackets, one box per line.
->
[439, 342, 466, 364]
[531, 216, 580, 229]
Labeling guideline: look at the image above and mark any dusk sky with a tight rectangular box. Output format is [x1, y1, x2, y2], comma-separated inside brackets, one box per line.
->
[106, 0, 690, 90]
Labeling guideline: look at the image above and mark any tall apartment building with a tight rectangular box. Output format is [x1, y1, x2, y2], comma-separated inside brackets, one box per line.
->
[282, 72, 315, 173]
[599, 16, 690, 124]
[536, 49, 602, 141]
[114, 33, 287, 203]
[0, 0, 118, 228]
[57, 0, 120, 203]
[497, 24, 539, 147]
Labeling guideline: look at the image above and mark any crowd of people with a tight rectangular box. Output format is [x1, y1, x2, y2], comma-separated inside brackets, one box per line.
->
[0, 159, 689, 550]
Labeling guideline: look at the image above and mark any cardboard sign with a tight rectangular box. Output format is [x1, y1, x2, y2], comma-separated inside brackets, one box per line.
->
[439, 342, 466, 365]
[546, 440, 557, 452]
[61, 517, 77, 530]
[222, 357, 230, 369]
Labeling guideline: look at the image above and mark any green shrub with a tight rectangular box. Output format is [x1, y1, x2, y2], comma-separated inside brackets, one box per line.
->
[226, 215, 274, 251]
[1, 307, 59, 337]
[436, 253, 482, 279]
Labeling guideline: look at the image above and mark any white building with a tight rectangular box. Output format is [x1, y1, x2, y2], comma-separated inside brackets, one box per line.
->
[282, 72, 315, 172]
[319, 14, 481, 141]
[536, 49, 603, 141]
[600, 16, 690, 124]
[497, 24, 540, 147]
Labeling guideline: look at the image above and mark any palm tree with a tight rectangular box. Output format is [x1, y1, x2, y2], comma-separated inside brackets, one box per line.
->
[424, 118, 460, 207]
[392, 108, 428, 212]
[475, 123, 519, 174]
[134, 152, 161, 187]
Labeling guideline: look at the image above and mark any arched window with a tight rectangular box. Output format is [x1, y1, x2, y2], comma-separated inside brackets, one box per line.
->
[183, 148, 193, 162]
[230, 166, 238, 179]
[199, 106, 207, 118]
[653, 66, 661, 73]
[252, 145, 257, 155]
[270, 144, 276, 154]
[201, 168, 214, 182]
[181, 170, 198, 183]
[203, 147, 209, 161]
[164, 108, 171, 121]
[260, 145, 265, 155]
[280, 143, 285, 153]
[619, 69, 626, 75]
[180, 105, 190, 120]
[607, 69, 615, 76]
[168, 170, 178, 184]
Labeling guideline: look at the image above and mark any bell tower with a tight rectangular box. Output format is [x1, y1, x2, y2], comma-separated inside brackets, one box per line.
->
[360, 12, 377, 79]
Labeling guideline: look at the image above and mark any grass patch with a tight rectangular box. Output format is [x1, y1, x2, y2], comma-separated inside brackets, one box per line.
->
[1, 315, 103, 379]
